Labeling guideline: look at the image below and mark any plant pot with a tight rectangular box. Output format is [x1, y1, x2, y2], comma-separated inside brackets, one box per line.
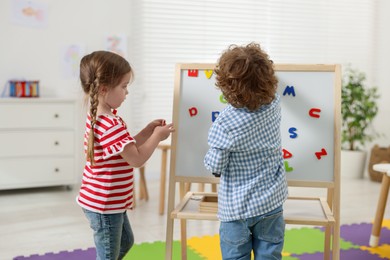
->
[341, 150, 367, 179]
[368, 145, 390, 182]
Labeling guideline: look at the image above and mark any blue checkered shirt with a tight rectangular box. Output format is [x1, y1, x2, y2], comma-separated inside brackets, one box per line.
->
[204, 93, 288, 221]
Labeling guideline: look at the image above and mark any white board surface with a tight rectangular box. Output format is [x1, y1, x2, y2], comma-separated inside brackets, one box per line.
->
[172, 64, 338, 182]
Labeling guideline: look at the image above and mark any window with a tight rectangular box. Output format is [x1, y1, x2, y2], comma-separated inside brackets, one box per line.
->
[129, 0, 375, 132]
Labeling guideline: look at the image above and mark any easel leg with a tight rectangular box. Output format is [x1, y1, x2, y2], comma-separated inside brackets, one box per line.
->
[370, 174, 390, 247]
[159, 148, 168, 215]
[181, 220, 188, 260]
[165, 216, 174, 260]
[165, 178, 177, 260]
[323, 225, 331, 260]
[179, 182, 188, 260]
[332, 220, 340, 260]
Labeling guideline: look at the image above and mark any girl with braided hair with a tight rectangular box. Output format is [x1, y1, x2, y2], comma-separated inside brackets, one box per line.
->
[76, 50, 174, 260]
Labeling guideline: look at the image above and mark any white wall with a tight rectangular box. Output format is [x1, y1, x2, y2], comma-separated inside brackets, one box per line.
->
[0, 0, 132, 98]
[362, 0, 390, 178]
[373, 0, 390, 147]
[1, 0, 389, 181]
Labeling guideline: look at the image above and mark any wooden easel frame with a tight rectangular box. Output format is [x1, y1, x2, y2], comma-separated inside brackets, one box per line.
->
[165, 64, 341, 260]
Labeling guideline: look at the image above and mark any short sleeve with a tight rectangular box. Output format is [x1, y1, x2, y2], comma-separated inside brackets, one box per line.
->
[204, 122, 233, 174]
[99, 124, 135, 160]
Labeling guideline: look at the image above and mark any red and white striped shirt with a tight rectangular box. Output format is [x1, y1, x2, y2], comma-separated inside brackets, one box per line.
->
[77, 111, 135, 214]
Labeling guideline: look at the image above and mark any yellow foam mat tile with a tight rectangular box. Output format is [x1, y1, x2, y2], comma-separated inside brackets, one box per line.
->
[361, 244, 390, 259]
[188, 234, 222, 260]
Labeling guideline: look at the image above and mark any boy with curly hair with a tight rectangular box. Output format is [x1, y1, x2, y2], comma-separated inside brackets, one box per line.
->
[204, 42, 288, 260]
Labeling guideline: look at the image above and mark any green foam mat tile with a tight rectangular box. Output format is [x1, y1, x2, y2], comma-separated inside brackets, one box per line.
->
[282, 256, 300, 260]
[123, 240, 205, 260]
[283, 227, 358, 255]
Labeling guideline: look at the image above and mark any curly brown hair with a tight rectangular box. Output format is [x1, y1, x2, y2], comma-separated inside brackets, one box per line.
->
[215, 42, 278, 111]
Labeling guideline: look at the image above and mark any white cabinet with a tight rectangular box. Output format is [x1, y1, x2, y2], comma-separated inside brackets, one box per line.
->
[0, 98, 79, 190]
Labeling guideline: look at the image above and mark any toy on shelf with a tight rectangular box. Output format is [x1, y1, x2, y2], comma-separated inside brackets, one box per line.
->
[9, 80, 40, 97]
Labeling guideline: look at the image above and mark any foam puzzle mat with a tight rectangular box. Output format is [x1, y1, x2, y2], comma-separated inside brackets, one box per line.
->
[14, 221, 390, 259]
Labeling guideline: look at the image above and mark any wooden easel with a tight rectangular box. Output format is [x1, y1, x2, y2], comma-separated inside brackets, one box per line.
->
[165, 64, 341, 260]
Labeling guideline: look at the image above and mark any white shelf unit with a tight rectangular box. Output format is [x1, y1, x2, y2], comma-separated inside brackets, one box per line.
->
[0, 98, 79, 190]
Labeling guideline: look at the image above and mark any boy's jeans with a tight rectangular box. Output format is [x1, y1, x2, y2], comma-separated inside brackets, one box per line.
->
[219, 206, 285, 260]
[83, 208, 134, 260]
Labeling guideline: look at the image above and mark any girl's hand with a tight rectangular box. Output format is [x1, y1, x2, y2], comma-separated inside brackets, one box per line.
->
[120, 122, 175, 167]
[147, 119, 166, 132]
[154, 123, 175, 141]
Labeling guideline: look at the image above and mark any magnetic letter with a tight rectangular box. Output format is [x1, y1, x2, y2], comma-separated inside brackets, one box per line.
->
[283, 85, 296, 97]
[204, 70, 213, 79]
[188, 107, 198, 117]
[188, 70, 198, 77]
[220, 94, 227, 104]
[284, 161, 294, 172]
[282, 149, 293, 159]
[315, 148, 327, 160]
[288, 127, 298, 139]
[212, 111, 220, 122]
[309, 108, 321, 118]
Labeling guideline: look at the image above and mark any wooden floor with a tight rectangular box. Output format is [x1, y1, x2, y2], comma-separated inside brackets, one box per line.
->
[1, 176, 390, 260]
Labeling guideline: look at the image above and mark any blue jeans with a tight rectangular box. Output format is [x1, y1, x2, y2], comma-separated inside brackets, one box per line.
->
[219, 206, 285, 260]
[83, 208, 134, 260]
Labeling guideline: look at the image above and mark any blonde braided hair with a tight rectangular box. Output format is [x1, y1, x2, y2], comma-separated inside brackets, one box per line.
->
[87, 78, 100, 164]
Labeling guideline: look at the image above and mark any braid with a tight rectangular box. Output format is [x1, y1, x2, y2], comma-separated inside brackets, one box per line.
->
[87, 79, 99, 165]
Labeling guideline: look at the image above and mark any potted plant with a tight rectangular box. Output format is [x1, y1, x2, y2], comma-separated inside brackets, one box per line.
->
[341, 66, 380, 178]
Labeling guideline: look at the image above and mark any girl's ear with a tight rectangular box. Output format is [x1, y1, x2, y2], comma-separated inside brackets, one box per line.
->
[99, 85, 108, 94]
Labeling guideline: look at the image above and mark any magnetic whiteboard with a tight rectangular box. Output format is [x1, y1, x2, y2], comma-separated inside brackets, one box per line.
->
[170, 64, 341, 183]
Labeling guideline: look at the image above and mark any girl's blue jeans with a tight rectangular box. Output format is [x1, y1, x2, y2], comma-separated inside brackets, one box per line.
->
[82, 208, 134, 260]
[219, 206, 285, 260]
